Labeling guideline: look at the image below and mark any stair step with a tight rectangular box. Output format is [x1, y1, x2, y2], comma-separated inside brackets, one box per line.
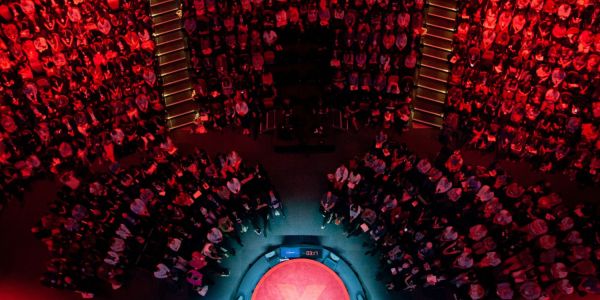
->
[150, 0, 173, 7]
[417, 76, 448, 94]
[167, 101, 198, 120]
[158, 51, 187, 66]
[428, 6, 457, 21]
[413, 98, 445, 116]
[163, 80, 192, 97]
[164, 89, 194, 107]
[168, 113, 197, 130]
[420, 55, 449, 72]
[162, 71, 190, 87]
[160, 59, 188, 76]
[422, 46, 450, 61]
[153, 13, 180, 33]
[425, 26, 454, 41]
[416, 87, 446, 104]
[429, 0, 458, 11]
[156, 31, 183, 46]
[151, 1, 179, 17]
[152, 12, 180, 27]
[423, 35, 453, 52]
[412, 110, 443, 128]
[156, 39, 186, 57]
[414, 107, 443, 118]
[419, 66, 449, 83]
[427, 15, 456, 31]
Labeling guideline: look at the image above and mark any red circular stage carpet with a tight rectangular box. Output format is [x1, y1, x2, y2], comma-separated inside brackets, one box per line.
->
[252, 259, 350, 300]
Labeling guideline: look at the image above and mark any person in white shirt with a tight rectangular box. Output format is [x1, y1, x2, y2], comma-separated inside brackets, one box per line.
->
[262, 29, 278, 47]
[167, 238, 182, 252]
[153, 263, 170, 279]
[335, 164, 349, 182]
[334, 164, 349, 190]
[206, 227, 223, 244]
[130, 198, 149, 216]
[201, 242, 222, 260]
[104, 251, 120, 266]
[116, 223, 132, 239]
[226, 150, 242, 170]
[234, 99, 249, 117]
[347, 170, 362, 190]
[110, 238, 125, 252]
[206, 226, 235, 255]
[226, 177, 241, 194]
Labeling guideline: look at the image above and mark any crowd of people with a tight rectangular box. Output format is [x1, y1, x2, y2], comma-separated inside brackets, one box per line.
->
[327, 0, 420, 131]
[182, 0, 281, 135]
[443, 0, 600, 185]
[324, 132, 599, 299]
[0, 0, 163, 210]
[0, 1, 289, 297]
[3, 0, 599, 298]
[32, 146, 282, 298]
[181, 0, 421, 133]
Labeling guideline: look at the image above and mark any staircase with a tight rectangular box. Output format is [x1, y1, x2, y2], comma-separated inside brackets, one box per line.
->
[150, 0, 197, 130]
[412, 0, 458, 128]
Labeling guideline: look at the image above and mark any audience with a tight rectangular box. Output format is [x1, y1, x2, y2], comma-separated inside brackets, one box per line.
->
[182, 0, 277, 135]
[326, 136, 599, 299]
[31, 147, 281, 298]
[327, 0, 420, 131]
[2, 0, 597, 299]
[0, 0, 164, 210]
[443, 0, 600, 185]
[181, 0, 420, 133]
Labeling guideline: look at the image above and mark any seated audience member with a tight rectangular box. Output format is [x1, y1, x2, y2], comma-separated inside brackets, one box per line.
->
[444, 0, 600, 185]
[326, 135, 600, 299]
[0, 0, 164, 210]
[33, 148, 276, 298]
[180, 0, 422, 134]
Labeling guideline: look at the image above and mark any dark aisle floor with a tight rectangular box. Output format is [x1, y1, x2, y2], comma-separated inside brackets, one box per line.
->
[0, 127, 598, 300]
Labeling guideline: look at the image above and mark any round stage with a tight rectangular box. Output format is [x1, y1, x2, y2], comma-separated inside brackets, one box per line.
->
[234, 245, 366, 300]
[252, 259, 350, 300]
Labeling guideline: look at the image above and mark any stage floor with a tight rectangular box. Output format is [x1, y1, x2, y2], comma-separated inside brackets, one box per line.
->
[252, 259, 349, 300]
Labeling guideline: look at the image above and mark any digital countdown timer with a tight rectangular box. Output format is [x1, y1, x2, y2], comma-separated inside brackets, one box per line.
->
[302, 249, 322, 258]
[279, 247, 323, 259]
